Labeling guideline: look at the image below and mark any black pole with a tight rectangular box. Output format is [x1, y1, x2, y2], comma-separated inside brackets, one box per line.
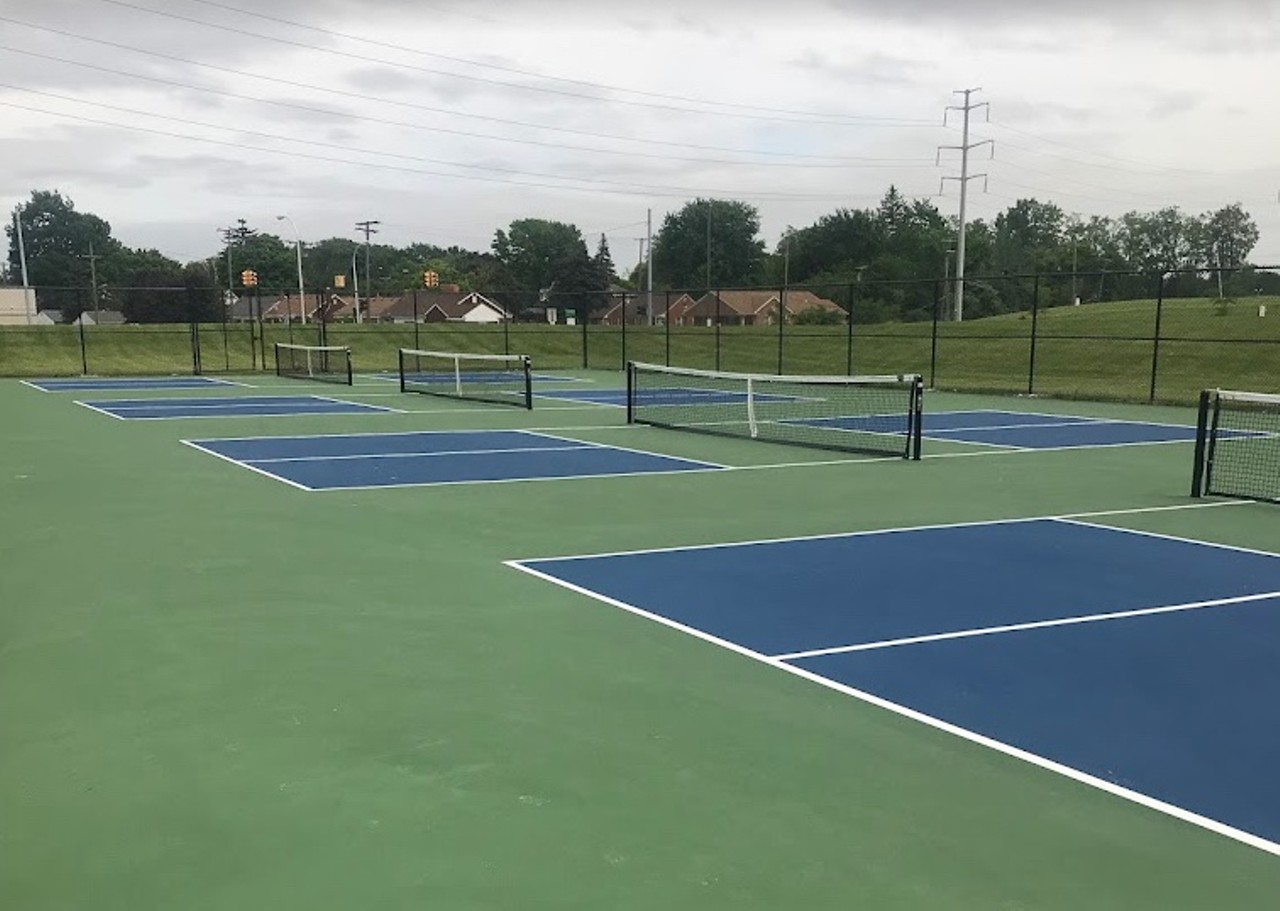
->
[714, 290, 721, 371]
[1027, 273, 1041, 395]
[77, 287, 89, 375]
[222, 293, 230, 372]
[1149, 272, 1165, 402]
[621, 293, 628, 371]
[413, 290, 420, 350]
[929, 280, 940, 389]
[776, 285, 785, 375]
[581, 302, 589, 369]
[1190, 390, 1212, 497]
[503, 307, 510, 356]
[665, 290, 672, 367]
[846, 283, 854, 375]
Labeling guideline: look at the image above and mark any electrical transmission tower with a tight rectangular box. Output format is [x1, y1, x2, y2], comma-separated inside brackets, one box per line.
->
[938, 88, 992, 322]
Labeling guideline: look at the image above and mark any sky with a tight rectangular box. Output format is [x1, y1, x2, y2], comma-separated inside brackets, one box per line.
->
[2, 0, 1278, 272]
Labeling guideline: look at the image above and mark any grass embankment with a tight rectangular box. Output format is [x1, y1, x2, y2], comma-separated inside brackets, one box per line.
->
[2, 295, 1276, 403]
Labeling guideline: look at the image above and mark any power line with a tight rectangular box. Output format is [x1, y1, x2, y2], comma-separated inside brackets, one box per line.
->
[1, 100, 931, 202]
[0, 40, 934, 165]
[85, 0, 936, 127]
[178, 0, 932, 124]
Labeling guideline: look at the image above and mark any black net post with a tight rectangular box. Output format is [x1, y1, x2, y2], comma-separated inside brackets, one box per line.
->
[910, 375, 925, 461]
[1027, 273, 1041, 395]
[846, 283, 855, 375]
[1191, 389, 1213, 497]
[1149, 271, 1166, 402]
[625, 361, 635, 423]
[521, 356, 532, 410]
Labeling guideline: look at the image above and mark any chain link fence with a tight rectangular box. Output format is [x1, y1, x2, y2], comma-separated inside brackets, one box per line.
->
[3, 267, 1276, 404]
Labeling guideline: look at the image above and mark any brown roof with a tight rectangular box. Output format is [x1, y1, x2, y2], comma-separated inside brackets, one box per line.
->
[686, 289, 844, 320]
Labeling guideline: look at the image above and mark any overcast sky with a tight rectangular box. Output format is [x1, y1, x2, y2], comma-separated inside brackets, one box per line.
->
[2, 0, 1278, 271]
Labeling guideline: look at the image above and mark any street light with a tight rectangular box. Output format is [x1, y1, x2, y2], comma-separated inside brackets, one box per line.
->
[276, 215, 307, 325]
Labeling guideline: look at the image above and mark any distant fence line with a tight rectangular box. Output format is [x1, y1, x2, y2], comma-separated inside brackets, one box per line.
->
[2, 266, 1278, 405]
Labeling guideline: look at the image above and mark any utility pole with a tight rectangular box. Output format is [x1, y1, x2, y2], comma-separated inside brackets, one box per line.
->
[80, 242, 101, 321]
[14, 208, 30, 286]
[354, 219, 380, 324]
[218, 220, 255, 316]
[705, 201, 712, 294]
[646, 208, 654, 326]
[938, 88, 991, 322]
[634, 236, 646, 325]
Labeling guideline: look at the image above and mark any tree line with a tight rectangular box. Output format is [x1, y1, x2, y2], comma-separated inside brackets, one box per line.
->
[3, 187, 1267, 324]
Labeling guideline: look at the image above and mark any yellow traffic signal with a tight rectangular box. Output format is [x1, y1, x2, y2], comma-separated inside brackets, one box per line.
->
[241, 269, 259, 287]
[423, 270, 439, 288]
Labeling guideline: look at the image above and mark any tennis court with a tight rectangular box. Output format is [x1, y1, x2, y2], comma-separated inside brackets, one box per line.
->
[4, 366, 1280, 910]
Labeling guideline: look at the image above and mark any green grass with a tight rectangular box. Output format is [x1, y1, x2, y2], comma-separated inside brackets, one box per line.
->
[2, 294, 1278, 403]
[2, 374, 1279, 909]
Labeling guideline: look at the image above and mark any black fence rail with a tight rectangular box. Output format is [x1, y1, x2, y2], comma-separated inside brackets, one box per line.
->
[2, 267, 1277, 405]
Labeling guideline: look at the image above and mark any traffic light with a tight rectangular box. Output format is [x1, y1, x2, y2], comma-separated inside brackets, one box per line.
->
[423, 270, 439, 288]
[241, 269, 259, 287]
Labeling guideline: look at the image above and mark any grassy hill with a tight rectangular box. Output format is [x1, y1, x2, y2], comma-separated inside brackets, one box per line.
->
[2, 295, 1277, 404]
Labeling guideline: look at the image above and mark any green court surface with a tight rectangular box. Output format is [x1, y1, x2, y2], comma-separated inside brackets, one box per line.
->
[2, 370, 1279, 910]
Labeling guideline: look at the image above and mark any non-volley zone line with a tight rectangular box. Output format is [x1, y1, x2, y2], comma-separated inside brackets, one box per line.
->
[24, 376, 247, 392]
[182, 429, 726, 490]
[510, 517, 1280, 855]
[77, 395, 401, 420]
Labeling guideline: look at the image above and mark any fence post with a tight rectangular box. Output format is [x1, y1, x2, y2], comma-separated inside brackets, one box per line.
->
[776, 285, 785, 375]
[581, 301, 589, 368]
[714, 290, 722, 371]
[846, 283, 854, 375]
[77, 287, 89, 375]
[189, 287, 202, 376]
[503, 307, 510, 356]
[1149, 272, 1166, 402]
[413, 290, 420, 350]
[665, 290, 672, 367]
[929, 280, 940, 388]
[620, 292, 627, 371]
[1027, 273, 1041, 395]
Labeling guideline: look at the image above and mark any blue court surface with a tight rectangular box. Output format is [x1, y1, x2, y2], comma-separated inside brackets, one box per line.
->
[811, 409, 1207, 450]
[78, 395, 396, 420]
[25, 376, 240, 392]
[183, 429, 724, 490]
[511, 518, 1280, 853]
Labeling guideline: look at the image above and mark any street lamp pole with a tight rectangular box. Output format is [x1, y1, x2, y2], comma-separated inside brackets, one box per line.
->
[276, 215, 307, 324]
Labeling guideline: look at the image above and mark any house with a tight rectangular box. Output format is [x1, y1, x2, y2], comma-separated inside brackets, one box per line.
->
[383, 290, 509, 324]
[72, 310, 127, 326]
[595, 292, 699, 326]
[683, 290, 846, 326]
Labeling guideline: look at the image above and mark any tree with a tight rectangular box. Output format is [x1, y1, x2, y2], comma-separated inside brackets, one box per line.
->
[5, 190, 122, 313]
[1200, 203, 1259, 270]
[492, 218, 594, 313]
[651, 198, 764, 290]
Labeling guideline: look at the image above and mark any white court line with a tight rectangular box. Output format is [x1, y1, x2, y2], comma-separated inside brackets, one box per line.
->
[508, 500, 1252, 563]
[1053, 517, 1280, 559]
[313, 394, 404, 414]
[245, 444, 598, 464]
[527, 429, 733, 470]
[72, 399, 127, 420]
[771, 590, 1280, 661]
[178, 439, 314, 491]
[286, 464, 726, 493]
[504, 559, 1280, 858]
[186, 427, 566, 444]
[20, 379, 53, 393]
[77, 407, 398, 421]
